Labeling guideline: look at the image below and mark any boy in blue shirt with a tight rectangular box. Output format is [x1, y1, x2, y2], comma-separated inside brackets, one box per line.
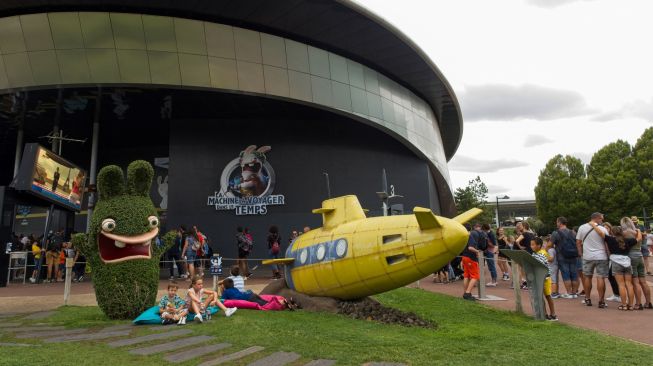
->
[159, 281, 188, 325]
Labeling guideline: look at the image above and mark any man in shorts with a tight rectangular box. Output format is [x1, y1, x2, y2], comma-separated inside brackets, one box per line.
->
[576, 212, 609, 308]
[461, 224, 484, 300]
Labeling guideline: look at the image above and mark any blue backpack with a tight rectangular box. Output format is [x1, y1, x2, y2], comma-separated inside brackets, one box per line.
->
[557, 229, 578, 258]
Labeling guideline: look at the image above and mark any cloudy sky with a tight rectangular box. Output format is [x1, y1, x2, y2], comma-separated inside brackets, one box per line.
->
[357, 0, 653, 200]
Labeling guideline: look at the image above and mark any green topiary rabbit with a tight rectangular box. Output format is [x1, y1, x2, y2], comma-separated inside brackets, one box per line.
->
[72, 160, 175, 319]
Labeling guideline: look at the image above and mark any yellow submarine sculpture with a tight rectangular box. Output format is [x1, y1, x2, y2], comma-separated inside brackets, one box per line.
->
[263, 195, 481, 299]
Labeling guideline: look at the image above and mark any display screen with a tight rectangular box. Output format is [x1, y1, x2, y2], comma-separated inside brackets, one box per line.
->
[12, 144, 86, 211]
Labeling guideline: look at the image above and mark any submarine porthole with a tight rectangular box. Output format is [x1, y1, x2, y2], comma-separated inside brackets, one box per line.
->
[300, 249, 308, 264]
[335, 239, 348, 257]
[316, 244, 326, 261]
[382, 234, 402, 244]
[386, 254, 407, 265]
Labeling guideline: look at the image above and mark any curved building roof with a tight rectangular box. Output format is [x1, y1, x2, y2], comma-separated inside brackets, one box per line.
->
[0, 0, 463, 160]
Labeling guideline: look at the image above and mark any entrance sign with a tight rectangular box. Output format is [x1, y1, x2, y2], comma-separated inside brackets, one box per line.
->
[207, 145, 285, 215]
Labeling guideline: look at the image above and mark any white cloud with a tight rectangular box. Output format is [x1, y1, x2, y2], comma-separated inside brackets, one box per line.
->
[525, 0, 597, 8]
[449, 155, 529, 173]
[460, 84, 595, 122]
[524, 134, 554, 147]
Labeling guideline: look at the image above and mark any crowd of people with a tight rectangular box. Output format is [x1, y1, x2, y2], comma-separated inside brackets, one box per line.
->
[444, 213, 652, 320]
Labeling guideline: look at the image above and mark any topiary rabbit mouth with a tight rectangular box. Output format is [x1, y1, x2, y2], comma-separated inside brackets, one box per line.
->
[97, 227, 158, 263]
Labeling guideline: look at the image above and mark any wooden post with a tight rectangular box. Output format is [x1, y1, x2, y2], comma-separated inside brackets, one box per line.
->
[63, 258, 74, 305]
[512, 262, 523, 313]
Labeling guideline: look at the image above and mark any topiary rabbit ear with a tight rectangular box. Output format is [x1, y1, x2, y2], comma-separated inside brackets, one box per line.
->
[97, 165, 125, 200]
[127, 160, 154, 197]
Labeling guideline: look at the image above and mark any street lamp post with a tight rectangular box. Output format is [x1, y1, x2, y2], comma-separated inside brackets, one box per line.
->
[496, 195, 510, 227]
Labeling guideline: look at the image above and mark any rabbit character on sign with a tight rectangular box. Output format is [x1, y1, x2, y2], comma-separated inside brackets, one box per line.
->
[236, 145, 271, 197]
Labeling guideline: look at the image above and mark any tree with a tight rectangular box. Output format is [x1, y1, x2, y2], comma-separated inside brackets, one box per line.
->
[454, 176, 494, 224]
[633, 127, 653, 212]
[534, 154, 590, 229]
[586, 140, 648, 222]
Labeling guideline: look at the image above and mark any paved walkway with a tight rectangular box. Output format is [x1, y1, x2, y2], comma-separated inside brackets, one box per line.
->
[412, 273, 653, 346]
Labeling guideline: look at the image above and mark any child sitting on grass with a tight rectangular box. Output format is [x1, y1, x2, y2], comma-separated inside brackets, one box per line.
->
[531, 237, 558, 321]
[186, 275, 236, 323]
[159, 281, 188, 325]
[222, 278, 269, 306]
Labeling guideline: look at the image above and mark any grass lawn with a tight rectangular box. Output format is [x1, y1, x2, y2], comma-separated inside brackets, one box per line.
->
[1, 287, 651, 365]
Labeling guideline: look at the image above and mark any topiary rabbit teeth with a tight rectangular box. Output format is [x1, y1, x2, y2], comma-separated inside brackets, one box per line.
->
[114, 241, 126, 248]
[143, 240, 150, 247]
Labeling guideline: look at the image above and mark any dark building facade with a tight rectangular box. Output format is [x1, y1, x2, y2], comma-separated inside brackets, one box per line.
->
[0, 1, 463, 259]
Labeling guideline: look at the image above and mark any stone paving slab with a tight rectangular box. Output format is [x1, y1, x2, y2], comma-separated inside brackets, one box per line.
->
[16, 328, 89, 339]
[0, 342, 40, 347]
[5, 326, 66, 332]
[23, 311, 56, 320]
[106, 328, 192, 347]
[101, 324, 134, 332]
[44, 329, 132, 343]
[0, 322, 22, 328]
[198, 346, 265, 366]
[129, 335, 214, 355]
[247, 352, 301, 366]
[304, 360, 337, 366]
[164, 342, 231, 363]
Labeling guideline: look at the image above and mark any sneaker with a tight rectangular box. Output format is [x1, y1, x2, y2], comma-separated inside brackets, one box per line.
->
[177, 316, 186, 325]
[462, 293, 476, 301]
[169, 276, 175, 280]
[548, 315, 559, 321]
[29, 277, 36, 283]
[571, 293, 578, 299]
[502, 275, 511, 281]
[606, 295, 621, 302]
[78, 275, 84, 282]
[560, 293, 572, 299]
[486, 282, 497, 287]
[225, 308, 237, 317]
[551, 293, 561, 299]
[194, 314, 203, 323]
[545, 314, 551, 320]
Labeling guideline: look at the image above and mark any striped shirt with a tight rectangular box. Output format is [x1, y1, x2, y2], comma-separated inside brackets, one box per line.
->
[228, 275, 245, 291]
[532, 249, 551, 277]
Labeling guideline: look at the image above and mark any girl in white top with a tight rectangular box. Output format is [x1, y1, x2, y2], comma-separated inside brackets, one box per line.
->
[185, 276, 236, 322]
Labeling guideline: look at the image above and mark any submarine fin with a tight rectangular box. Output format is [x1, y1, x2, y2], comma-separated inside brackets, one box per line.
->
[413, 207, 442, 230]
[312, 208, 335, 214]
[452, 208, 483, 224]
[262, 258, 295, 265]
[313, 195, 367, 229]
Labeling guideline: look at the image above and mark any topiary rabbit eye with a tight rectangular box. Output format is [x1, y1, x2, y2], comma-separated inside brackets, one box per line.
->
[147, 216, 159, 229]
[101, 218, 116, 232]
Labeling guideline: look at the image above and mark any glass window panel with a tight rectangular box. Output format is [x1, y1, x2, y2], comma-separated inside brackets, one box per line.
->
[233, 28, 261, 63]
[263, 65, 289, 97]
[205, 23, 235, 59]
[288, 70, 312, 102]
[79, 12, 114, 49]
[49, 13, 84, 49]
[20, 14, 54, 51]
[310, 75, 333, 107]
[148, 51, 180, 85]
[4, 53, 33, 87]
[366, 91, 383, 119]
[0, 56, 9, 89]
[57, 49, 90, 83]
[174, 18, 206, 55]
[142, 15, 176, 52]
[285, 40, 309, 73]
[381, 97, 395, 124]
[393, 102, 406, 126]
[350, 86, 369, 115]
[347, 60, 365, 89]
[86, 49, 120, 83]
[308, 46, 329, 78]
[328, 53, 348, 84]
[116, 49, 150, 83]
[28, 50, 61, 85]
[111, 13, 146, 50]
[236, 60, 264, 93]
[331, 81, 351, 112]
[0, 16, 26, 53]
[179, 53, 210, 87]
[260, 34, 286, 68]
[363, 66, 380, 94]
[377, 73, 392, 99]
[208, 56, 238, 89]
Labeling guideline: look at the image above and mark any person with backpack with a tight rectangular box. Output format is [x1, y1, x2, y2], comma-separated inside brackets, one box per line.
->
[551, 217, 580, 299]
[462, 223, 486, 301]
[236, 227, 253, 278]
[267, 225, 282, 279]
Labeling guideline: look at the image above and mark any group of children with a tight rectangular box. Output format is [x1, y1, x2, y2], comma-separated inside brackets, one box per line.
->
[158, 276, 238, 325]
